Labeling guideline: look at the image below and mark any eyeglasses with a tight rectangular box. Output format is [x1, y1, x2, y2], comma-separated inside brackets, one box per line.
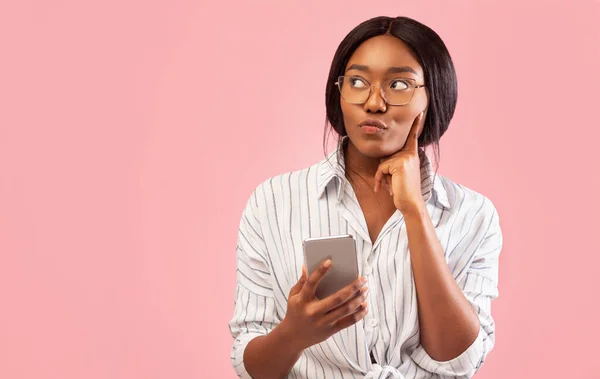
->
[335, 75, 425, 106]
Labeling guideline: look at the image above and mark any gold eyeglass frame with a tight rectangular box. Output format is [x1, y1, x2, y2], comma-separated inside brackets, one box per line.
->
[335, 75, 426, 106]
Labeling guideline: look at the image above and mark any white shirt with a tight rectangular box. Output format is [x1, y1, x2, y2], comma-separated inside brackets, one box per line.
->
[229, 147, 503, 378]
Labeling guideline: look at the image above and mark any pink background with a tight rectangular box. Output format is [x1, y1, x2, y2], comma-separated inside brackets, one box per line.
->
[1, 0, 599, 378]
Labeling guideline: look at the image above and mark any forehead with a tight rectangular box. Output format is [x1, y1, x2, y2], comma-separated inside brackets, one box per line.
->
[345, 35, 423, 77]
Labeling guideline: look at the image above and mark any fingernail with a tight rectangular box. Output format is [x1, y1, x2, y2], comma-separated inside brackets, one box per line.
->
[323, 259, 332, 268]
[361, 286, 369, 296]
[360, 277, 367, 285]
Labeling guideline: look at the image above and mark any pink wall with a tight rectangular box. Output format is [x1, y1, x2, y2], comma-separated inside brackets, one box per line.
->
[1, 1, 599, 378]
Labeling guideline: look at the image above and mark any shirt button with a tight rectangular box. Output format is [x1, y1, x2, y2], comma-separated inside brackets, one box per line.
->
[369, 319, 378, 327]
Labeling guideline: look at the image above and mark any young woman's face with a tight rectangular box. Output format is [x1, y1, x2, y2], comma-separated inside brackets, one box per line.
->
[340, 34, 429, 158]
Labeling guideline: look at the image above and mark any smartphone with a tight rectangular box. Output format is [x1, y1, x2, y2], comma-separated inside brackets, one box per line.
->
[302, 234, 359, 300]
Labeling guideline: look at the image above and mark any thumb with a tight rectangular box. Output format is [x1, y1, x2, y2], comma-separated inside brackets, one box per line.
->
[289, 265, 307, 297]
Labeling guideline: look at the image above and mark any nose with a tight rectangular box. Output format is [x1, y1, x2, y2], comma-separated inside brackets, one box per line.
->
[363, 85, 387, 113]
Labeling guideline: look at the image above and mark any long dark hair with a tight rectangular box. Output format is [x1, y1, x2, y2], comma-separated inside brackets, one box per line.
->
[323, 16, 458, 170]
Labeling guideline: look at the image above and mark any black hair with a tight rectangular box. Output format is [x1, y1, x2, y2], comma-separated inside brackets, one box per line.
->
[324, 16, 458, 170]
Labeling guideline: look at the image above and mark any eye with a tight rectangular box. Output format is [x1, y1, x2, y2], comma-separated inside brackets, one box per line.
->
[389, 79, 410, 91]
[349, 77, 368, 88]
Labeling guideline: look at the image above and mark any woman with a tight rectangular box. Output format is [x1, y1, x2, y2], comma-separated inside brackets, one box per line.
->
[229, 16, 502, 379]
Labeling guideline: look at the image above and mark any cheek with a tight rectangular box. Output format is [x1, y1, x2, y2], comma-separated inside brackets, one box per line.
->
[410, 90, 429, 116]
[339, 102, 359, 129]
[339, 101, 349, 120]
[390, 93, 428, 128]
[390, 106, 422, 129]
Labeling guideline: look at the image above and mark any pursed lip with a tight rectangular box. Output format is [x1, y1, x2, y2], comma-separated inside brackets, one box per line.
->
[358, 119, 387, 129]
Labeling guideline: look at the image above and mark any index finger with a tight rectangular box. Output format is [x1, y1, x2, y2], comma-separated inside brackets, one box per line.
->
[402, 111, 424, 153]
[318, 276, 367, 313]
[373, 160, 391, 193]
[300, 259, 332, 301]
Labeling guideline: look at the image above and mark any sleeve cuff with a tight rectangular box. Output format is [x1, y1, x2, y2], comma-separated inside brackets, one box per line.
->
[410, 327, 486, 377]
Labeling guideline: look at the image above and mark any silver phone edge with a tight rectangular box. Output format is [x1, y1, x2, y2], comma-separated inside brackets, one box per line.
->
[301, 234, 357, 270]
[302, 234, 355, 247]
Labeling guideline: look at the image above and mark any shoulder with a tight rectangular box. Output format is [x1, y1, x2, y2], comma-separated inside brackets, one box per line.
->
[242, 158, 323, 212]
[436, 174, 500, 224]
[435, 176, 504, 269]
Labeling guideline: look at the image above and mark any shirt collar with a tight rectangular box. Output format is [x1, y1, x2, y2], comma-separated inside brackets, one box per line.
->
[316, 142, 451, 210]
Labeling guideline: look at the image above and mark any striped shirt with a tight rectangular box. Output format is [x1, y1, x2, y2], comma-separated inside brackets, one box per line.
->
[229, 146, 503, 378]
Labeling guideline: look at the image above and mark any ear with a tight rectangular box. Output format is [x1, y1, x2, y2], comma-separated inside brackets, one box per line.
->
[420, 88, 430, 136]
[417, 109, 427, 139]
[417, 88, 430, 140]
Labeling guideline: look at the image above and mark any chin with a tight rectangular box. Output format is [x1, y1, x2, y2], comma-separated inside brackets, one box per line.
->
[351, 137, 398, 159]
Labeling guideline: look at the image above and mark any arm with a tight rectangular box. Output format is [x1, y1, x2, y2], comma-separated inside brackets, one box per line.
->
[241, 320, 304, 379]
[404, 202, 480, 361]
[404, 198, 502, 377]
[361, 199, 502, 379]
[374, 115, 502, 377]
[230, 190, 369, 379]
[229, 191, 302, 379]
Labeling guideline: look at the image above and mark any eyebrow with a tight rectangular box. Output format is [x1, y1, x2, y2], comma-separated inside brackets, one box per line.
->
[346, 64, 418, 75]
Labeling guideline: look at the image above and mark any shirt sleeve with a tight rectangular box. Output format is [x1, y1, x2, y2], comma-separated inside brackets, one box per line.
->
[228, 189, 281, 379]
[408, 198, 503, 377]
[363, 200, 503, 379]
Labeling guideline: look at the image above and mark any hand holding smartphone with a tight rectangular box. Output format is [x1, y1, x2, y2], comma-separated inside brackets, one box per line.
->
[279, 241, 368, 352]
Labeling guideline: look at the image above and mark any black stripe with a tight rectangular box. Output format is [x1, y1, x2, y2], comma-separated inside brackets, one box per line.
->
[258, 187, 286, 300]
[448, 195, 486, 261]
[237, 257, 269, 275]
[278, 174, 295, 281]
[444, 184, 467, 258]
[242, 214, 260, 241]
[288, 172, 298, 278]
[454, 206, 497, 280]
[238, 229, 268, 262]
[237, 269, 272, 291]
[306, 166, 312, 237]
[325, 184, 331, 235]
[269, 177, 291, 281]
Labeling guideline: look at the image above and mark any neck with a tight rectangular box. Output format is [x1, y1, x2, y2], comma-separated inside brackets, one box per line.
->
[343, 140, 381, 181]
